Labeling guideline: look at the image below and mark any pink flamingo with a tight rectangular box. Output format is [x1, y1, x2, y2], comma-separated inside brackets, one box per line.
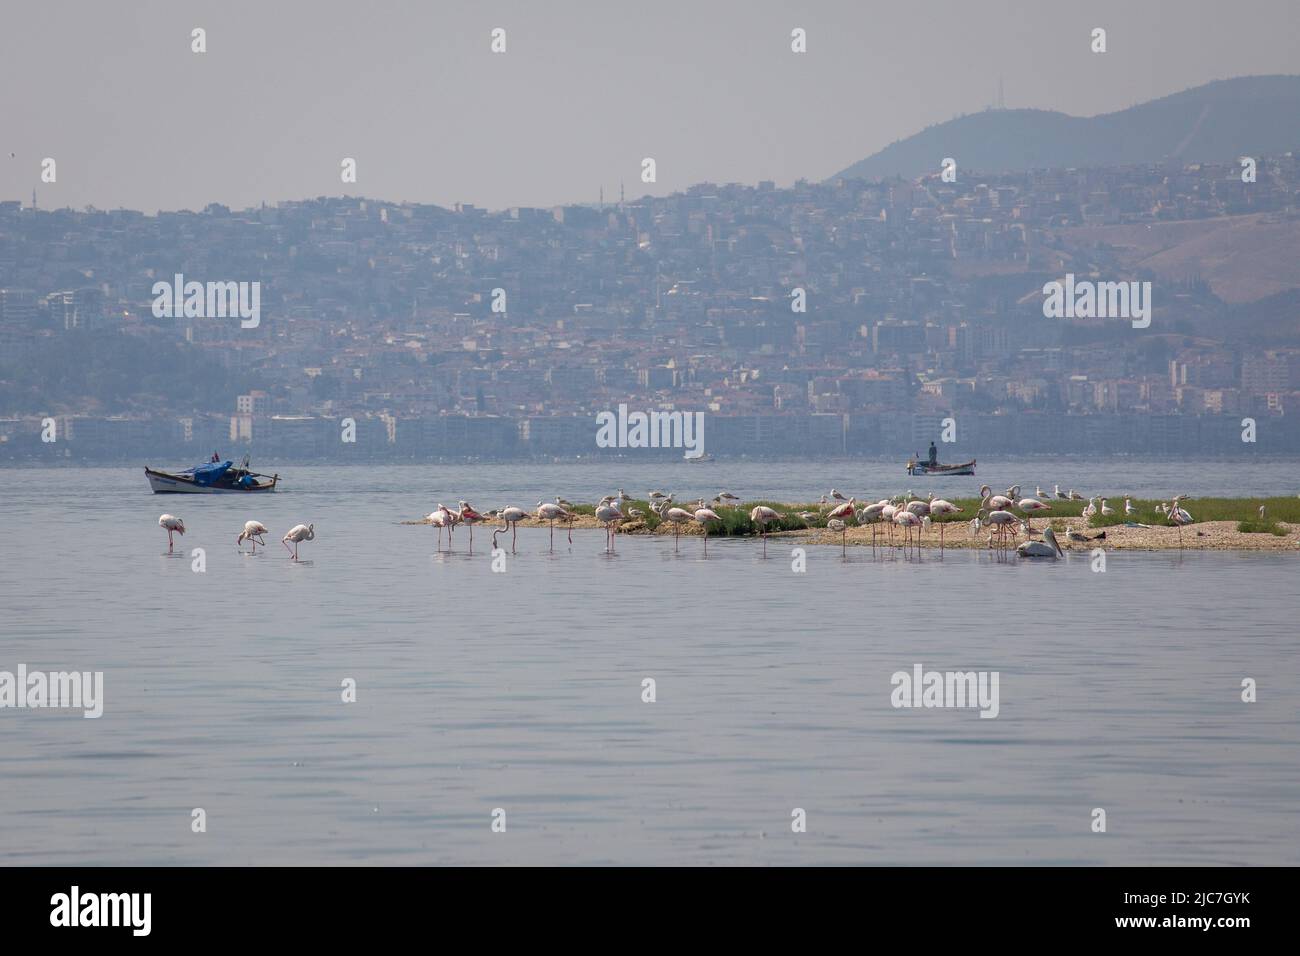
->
[595, 501, 625, 553]
[236, 520, 268, 553]
[427, 504, 454, 551]
[282, 523, 314, 561]
[692, 501, 722, 556]
[536, 501, 572, 551]
[749, 505, 781, 556]
[158, 514, 185, 553]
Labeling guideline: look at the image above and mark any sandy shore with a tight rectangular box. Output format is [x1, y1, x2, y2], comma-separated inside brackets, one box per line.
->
[794, 518, 1300, 552]
[404, 513, 1299, 552]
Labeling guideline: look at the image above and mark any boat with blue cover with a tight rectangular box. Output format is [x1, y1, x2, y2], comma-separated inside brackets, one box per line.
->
[145, 455, 279, 493]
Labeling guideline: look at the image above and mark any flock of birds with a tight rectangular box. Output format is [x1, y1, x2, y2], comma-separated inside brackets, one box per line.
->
[156, 485, 1200, 563]
[157, 514, 316, 560]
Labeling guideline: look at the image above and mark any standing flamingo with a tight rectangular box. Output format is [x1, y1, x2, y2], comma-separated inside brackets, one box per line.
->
[662, 505, 693, 553]
[692, 501, 723, 556]
[236, 520, 269, 553]
[1169, 495, 1193, 548]
[427, 504, 454, 551]
[496, 506, 528, 553]
[282, 523, 315, 561]
[859, 500, 889, 549]
[928, 498, 962, 553]
[894, 508, 921, 554]
[456, 501, 486, 552]
[594, 501, 625, 553]
[749, 505, 781, 556]
[1016, 496, 1051, 533]
[158, 514, 185, 553]
[535, 501, 572, 551]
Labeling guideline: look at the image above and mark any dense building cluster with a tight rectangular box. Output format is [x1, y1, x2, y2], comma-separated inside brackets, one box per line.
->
[2, 152, 1299, 460]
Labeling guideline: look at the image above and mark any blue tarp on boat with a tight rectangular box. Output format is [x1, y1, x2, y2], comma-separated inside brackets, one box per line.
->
[183, 460, 233, 486]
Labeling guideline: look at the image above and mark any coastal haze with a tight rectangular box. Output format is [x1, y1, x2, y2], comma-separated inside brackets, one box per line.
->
[3, 1, 1300, 870]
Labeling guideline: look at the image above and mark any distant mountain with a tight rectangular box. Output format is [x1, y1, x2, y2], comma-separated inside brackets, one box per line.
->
[831, 75, 1300, 181]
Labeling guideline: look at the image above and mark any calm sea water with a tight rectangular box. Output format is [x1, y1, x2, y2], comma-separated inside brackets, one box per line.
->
[2, 460, 1298, 865]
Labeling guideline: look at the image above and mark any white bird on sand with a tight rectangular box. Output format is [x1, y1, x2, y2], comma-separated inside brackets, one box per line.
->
[1017, 527, 1063, 558]
[693, 502, 723, 555]
[236, 520, 269, 553]
[1082, 497, 1097, 520]
[536, 501, 573, 550]
[158, 514, 185, 552]
[282, 523, 315, 561]
[594, 502, 625, 553]
[1124, 497, 1136, 516]
[1099, 498, 1115, 517]
[749, 505, 782, 556]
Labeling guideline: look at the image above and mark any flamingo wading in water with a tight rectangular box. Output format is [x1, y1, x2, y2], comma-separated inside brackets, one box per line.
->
[282, 523, 315, 561]
[236, 520, 269, 553]
[158, 514, 185, 553]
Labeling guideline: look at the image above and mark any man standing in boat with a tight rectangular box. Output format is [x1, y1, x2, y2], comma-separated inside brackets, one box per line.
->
[928, 441, 938, 468]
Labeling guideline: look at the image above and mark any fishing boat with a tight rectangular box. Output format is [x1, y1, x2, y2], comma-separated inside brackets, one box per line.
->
[906, 458, 976, 477]
[685, 453, 715, 463]
[145, 455, 279, 493]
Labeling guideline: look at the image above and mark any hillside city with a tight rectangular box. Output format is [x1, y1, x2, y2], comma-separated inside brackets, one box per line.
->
[3, 153, 1300, 461]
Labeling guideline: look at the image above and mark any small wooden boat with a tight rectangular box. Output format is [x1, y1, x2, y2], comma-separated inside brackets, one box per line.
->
[145, 456, 279, 493]
[906, 458, 976, 477]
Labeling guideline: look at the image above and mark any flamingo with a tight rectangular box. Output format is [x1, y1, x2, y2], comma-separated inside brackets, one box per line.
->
[749, 505, 781, 556]
[827, 518, 848, 556]
[236, 520, 269, 553]
[496, 506, 528, 553]
[456, 501, 486, 551]
[1169, 495, 1193, 548]
[427, 504, 454, 550]
[662, 506, 693, 553]
[894, 508, 921, 553]
[981, 509, 1020, 551]
[535, 501, 572, 550]
[1016, 496, 1051, 532]
[282, 523, 314, 561]
[595, 501, 625, 553]
[928, 498, 962, 552]
[693, 501, 723, 555]
[979, 485, 1014, 512]
[158, 514, 185, 553]
[858, 500, 889, 548]
[1017, 527, 1064, 558]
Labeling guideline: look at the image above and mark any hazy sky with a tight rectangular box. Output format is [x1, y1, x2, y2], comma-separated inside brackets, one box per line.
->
[2, 0, 1298, 213]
